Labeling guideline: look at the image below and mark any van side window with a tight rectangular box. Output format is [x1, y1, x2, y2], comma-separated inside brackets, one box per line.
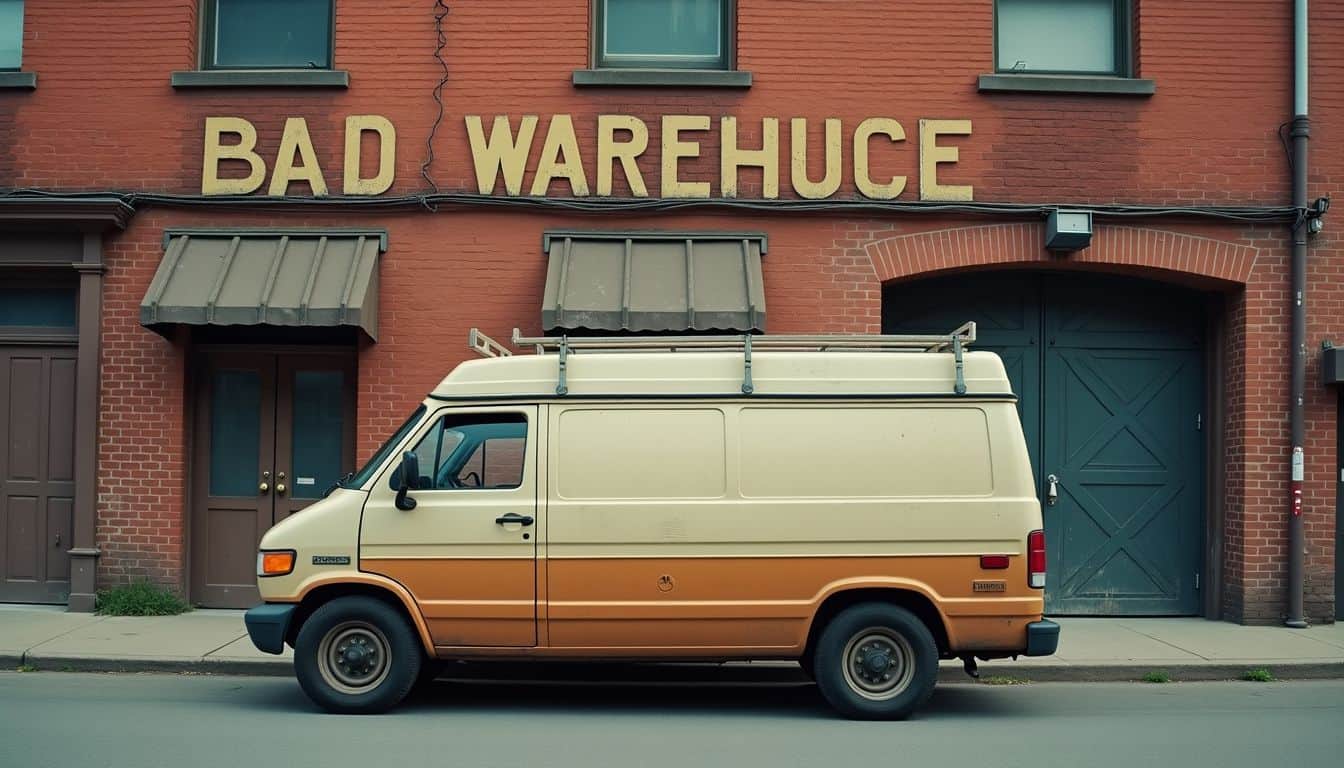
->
[393, 412, 528, 491]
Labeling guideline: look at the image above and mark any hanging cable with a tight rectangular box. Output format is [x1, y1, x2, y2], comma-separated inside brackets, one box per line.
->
[419, 0, 451, 195]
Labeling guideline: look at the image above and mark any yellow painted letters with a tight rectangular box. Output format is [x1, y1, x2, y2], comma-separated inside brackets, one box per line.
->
[720, 117, 779, 198]
[919, 119, 973, 202]
[465, 115, 539, 195]
[343, 115, 396, 196]
[201, 117, 266, 195]
[530, 115, 589, 196]
[597, 115, 649, 197]
[853, 118, 906, 200]
[661, 115, 712, 199]
[790, 118, 842, 200]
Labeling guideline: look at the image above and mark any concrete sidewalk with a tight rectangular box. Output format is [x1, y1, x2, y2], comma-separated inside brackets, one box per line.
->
[1, 605, 1341, 682]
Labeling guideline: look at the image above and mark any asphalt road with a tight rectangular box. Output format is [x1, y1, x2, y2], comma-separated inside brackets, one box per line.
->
[1, 672, 1341, 768]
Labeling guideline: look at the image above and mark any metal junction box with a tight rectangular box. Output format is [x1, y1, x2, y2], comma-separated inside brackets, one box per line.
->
[1322, 346, 1344, 385]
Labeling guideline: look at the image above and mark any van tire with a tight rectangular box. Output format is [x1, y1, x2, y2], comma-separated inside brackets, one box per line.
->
[813, 603, 937, 720]
[294, 596, 423, 714]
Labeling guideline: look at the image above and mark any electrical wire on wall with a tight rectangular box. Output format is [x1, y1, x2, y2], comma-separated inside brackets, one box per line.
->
[0, 186, 1303, 224]
[419, 0, 452, 197]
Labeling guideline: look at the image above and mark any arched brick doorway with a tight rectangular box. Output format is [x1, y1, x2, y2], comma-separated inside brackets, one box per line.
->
[884, 269, 1212, 616]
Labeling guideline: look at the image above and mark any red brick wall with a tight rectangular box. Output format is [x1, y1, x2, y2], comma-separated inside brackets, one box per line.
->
[2, 1, 1339, 621]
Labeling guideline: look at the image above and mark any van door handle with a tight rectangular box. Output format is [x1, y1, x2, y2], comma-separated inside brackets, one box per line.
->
[495, 513, 535, 527]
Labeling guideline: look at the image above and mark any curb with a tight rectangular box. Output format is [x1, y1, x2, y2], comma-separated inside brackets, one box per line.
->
[948, 661, 1344, 683]
[17, 653, 292, 677]
[8, 655, 1342, 683]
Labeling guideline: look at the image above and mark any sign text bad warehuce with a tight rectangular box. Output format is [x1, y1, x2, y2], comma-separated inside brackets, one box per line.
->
[201, 114, 975, 201]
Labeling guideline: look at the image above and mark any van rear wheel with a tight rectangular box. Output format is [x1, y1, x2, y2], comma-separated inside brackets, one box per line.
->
[295, 596, 422, 714]
[813, 603, 937, 720]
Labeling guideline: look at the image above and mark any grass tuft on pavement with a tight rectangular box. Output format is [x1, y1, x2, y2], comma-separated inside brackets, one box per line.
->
[1142, 670, 1171, 684]
[95, 581, 191, 616]
[1242, 667, 1274, 682]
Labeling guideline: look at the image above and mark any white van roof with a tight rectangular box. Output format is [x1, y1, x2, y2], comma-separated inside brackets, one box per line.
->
[430, 327, 1014, 400]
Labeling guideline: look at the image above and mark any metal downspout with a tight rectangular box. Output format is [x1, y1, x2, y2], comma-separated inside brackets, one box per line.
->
[1286, 0, 1309, 628]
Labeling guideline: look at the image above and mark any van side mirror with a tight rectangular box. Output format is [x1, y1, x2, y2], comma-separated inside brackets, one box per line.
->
[394, 451, 419, 511]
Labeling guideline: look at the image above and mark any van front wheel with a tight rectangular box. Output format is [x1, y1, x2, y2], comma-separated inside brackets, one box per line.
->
[813, 603, 937, 720]
[294, 596, 422, 714]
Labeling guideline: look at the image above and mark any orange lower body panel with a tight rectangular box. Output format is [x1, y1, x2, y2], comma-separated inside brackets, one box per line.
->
[366, 555, 1041, 657]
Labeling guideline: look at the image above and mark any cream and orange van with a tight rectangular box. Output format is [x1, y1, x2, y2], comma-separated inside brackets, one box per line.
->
[243, 324, 1059, 719]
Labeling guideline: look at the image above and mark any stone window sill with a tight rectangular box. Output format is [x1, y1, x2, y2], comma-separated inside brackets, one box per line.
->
[0, 71, 37, 90]
[978, 73, 1155, 96]
[573, 68, 752, 88]
[171, 69, 350, 89]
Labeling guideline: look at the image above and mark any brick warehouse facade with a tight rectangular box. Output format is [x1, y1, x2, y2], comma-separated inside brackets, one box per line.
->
[0, 1, 1340, 623]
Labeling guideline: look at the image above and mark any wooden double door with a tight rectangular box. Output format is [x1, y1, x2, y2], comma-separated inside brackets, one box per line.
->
[191, 350, 355, 608]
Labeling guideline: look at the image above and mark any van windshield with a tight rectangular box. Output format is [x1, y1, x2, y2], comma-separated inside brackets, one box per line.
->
[343, 405, 427, 489]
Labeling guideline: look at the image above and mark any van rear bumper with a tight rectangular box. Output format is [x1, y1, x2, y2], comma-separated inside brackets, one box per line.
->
[244, 603, 295, 655]
[1024, 619, 1061, 656]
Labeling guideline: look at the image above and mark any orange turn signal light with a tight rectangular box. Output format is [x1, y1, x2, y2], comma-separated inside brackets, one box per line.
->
[259, 550, 296, 577]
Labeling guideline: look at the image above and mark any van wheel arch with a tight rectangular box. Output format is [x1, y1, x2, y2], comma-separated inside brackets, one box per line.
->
[286, 583, 427, 652]
[803, 588, 952, 668]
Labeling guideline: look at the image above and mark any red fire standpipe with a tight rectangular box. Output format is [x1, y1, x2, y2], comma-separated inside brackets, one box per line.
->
[1285, 0, 1309, 629]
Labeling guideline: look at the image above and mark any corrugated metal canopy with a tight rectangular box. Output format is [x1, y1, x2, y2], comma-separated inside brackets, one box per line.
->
[139, 229, 385, 340]
[541, 231, 766, 333]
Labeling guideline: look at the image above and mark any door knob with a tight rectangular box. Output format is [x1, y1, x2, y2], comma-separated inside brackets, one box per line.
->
[259, 482, 270, 493]
[1046, 474, 1059, 506]
[275, 483, 287, 495]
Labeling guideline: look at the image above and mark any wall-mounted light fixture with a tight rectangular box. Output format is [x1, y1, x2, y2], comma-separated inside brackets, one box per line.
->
[1045, 209, 1093, 252]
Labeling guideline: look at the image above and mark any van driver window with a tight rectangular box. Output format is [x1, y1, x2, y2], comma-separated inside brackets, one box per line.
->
[396, 413, 527, 491]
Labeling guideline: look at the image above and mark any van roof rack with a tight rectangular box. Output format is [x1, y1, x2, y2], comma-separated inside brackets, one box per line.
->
[467, 323, 977, 396]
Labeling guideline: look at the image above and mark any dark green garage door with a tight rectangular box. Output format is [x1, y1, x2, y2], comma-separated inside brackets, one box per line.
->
[884, 272, 1204, 615]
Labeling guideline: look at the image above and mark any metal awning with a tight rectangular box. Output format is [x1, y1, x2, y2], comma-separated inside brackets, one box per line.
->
[139, 229, 386, 340]
[541, 231, 767, 333]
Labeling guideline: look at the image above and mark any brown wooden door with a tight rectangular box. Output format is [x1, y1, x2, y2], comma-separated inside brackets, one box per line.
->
[273, 355, 356, 521]
[0, 347, 77, 603]
[191, 349, 354, 608]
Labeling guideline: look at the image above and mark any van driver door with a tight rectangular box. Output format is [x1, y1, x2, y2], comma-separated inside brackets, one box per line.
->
[360, 406, 538, 647]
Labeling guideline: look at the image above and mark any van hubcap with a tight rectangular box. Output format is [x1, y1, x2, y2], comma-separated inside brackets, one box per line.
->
[318, 621, 392, 694]
[842, 628, 915, 700]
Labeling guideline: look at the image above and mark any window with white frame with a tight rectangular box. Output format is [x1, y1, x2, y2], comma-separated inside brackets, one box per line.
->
[597, 0, 732, 70]
[0, 0, 23, 70]
[996, 0, 1132, 76]
[202, 0, 334, 70]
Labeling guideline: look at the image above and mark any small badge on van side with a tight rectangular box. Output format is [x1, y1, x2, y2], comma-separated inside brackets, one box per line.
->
[312, 555, 351, 566]
[972, 580, 1007, 593]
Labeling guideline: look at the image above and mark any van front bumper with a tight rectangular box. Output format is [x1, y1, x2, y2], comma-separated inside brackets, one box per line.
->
[1024, 619, 1061, 656]
[244, 603, 296, 655]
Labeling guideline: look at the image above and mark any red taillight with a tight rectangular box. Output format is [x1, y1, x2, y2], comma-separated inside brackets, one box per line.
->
[1027, 530, 1046, 588]
[980, 554, 1010, 569]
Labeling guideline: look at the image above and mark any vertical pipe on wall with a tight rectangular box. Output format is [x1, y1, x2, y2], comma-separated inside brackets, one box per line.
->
[1286, 0, 1309, 628]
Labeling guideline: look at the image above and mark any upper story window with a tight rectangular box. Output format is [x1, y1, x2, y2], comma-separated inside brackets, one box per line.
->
[995, 0, 1131, 76]
[203, 0, 333, 69]
[597, 0, 732, 70]
[0, 0, 23, 70]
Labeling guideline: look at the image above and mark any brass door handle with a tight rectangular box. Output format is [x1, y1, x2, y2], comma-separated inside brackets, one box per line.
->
[275, 483, 287, 495]
[259, 482, 270, 494]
